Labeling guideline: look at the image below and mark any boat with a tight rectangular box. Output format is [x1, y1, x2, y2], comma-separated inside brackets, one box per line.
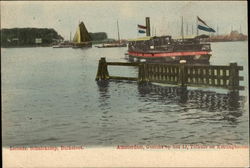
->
[127, 35, 211, 63]
[96, 20, 127, 48]
[127, 17, 212, 64]
[96, 42, 127, 48]
[72, 21, 92, 48]
[52, 41, 72, 48]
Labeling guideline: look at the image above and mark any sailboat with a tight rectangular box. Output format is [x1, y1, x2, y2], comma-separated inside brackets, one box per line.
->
[96, 20, 127, 48]
[72, 21, 92, 48]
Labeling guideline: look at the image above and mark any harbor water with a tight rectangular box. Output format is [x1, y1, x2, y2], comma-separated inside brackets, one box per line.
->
[2, 41, 249, 147]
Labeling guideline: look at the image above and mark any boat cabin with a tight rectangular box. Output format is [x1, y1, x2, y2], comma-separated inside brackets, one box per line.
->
[128, 35, 211, 52]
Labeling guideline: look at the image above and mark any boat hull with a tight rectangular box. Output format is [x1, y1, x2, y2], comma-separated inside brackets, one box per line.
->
[96, 43, 127, 48]
[127, 51, 211, 63]
[72, 42, 92, 48]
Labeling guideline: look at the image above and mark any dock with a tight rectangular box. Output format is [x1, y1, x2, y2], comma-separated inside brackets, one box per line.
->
[96, 57, 244, 93]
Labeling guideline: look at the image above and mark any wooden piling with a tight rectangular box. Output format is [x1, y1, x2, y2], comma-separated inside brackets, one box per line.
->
[95, 57, 109, 81]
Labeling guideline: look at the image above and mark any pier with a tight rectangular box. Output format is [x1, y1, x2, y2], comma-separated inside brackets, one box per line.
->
[96, 57, 244, 92]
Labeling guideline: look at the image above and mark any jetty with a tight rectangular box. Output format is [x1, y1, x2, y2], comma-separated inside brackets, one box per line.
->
[96, 57, 244, 93]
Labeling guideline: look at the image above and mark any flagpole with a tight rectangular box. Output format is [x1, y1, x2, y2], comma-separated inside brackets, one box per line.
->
[181, 16, 184, 40]
[196, 16, 199, 36]
[137, 25, 139, 37]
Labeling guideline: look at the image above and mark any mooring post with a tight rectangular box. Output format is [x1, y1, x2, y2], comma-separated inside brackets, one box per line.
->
[95, 57, 109, 81]
[138, 63, 144, 83]
[178, 61, 187, 89]
[228, 62, 240, 96]
[138, 63, 149, 83]
[229, 62, 239, 91]
[95, 58, 102, 81]
[101, 57, 109, 80]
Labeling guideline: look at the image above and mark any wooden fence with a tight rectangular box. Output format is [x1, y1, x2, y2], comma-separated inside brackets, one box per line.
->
[96, 57, 244, 91]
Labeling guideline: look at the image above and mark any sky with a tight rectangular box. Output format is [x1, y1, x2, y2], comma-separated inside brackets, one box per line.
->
[1, 1, 248, 40]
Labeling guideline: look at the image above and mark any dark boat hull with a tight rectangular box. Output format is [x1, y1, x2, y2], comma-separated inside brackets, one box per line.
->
[72, 42, 92, 48]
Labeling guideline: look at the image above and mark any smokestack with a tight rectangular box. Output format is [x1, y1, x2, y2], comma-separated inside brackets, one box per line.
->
[146, 17, 151, 36]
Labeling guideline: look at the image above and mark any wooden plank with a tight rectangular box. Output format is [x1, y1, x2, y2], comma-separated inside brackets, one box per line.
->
[109, 76, 138, 81]
[107, 62, 139, 66]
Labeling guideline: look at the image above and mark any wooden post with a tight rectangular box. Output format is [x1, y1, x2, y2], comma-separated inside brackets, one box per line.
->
[95, 57, 109, 81]
[178, 63, 187, 88]
[229, 63, 239, 91]
[138, 63, 144, 83]
[138, 63, 149, 83]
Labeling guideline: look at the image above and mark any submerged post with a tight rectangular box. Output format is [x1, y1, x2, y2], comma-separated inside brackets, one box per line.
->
[95, 57, 109, 81]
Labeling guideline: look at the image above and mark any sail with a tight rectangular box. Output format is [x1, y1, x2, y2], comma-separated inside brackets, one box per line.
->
[73, 22, 92, 43]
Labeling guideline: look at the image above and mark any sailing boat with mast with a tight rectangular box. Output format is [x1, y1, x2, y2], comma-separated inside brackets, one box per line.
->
[72, 21, 92, 48]
[96, 20, 127, 48]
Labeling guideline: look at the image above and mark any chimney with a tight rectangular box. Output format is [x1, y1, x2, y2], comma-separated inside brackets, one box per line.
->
[146, 17, 151, 36]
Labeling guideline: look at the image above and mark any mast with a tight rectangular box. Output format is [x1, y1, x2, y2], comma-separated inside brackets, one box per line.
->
[186, 23, 188, 36]
[70, 32, 72, 42]
[181, 16, 184, 40]
[117, 20, 120, 43]
[196, 16, 199, 36]
[192, 24, 194, 35]
[217, 25, 219, 36]
[152, 25, 154, 36]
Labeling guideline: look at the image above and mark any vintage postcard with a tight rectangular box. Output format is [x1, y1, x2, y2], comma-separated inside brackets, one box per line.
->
[1, 1, 249, 167]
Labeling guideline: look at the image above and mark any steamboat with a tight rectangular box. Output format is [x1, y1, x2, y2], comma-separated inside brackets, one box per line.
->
[127, 17, 212, 63]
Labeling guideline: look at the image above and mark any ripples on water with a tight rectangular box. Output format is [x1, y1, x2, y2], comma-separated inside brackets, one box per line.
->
[2, 42, 249, 147]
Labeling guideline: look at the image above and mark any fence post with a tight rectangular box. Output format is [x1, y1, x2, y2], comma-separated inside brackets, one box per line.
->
[178, 62, 187, 88]
[95, 57, 109, 81]
[138, 63, 149, 83]
[138, 63, 143, 82]
[229, 63, 239, 91]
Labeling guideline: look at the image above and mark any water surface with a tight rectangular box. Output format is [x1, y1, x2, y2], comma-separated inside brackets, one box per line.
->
[2, 41, 248, 147]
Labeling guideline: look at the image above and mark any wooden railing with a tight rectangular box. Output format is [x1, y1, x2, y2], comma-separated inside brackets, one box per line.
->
[96, 57, 244, 91]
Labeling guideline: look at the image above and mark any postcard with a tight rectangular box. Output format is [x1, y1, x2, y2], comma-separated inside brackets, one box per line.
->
[2, 1, 249, 167]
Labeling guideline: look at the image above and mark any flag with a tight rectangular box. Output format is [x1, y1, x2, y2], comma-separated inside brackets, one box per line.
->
[137, 24, 147, 29]
[137, 24, 147, 33]
[197, 16, 215, 32]
[138, 30, 146, 33]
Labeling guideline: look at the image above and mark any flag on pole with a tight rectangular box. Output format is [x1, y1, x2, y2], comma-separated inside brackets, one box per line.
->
[138, 24, 146, 33]
[138, 30, 146, 33]
[197, 16, 215, 32]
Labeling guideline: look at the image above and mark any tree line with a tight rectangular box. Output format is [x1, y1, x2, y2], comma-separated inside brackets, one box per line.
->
[1, 28, 109, 47]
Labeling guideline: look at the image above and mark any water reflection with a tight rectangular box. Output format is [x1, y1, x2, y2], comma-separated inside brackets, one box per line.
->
[137, 83, 244, 124]
[97, 80, 111, 112]
[96, 81, 245, 127]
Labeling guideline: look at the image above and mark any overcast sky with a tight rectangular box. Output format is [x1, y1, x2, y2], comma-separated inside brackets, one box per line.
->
[1, 1, 248, 40]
